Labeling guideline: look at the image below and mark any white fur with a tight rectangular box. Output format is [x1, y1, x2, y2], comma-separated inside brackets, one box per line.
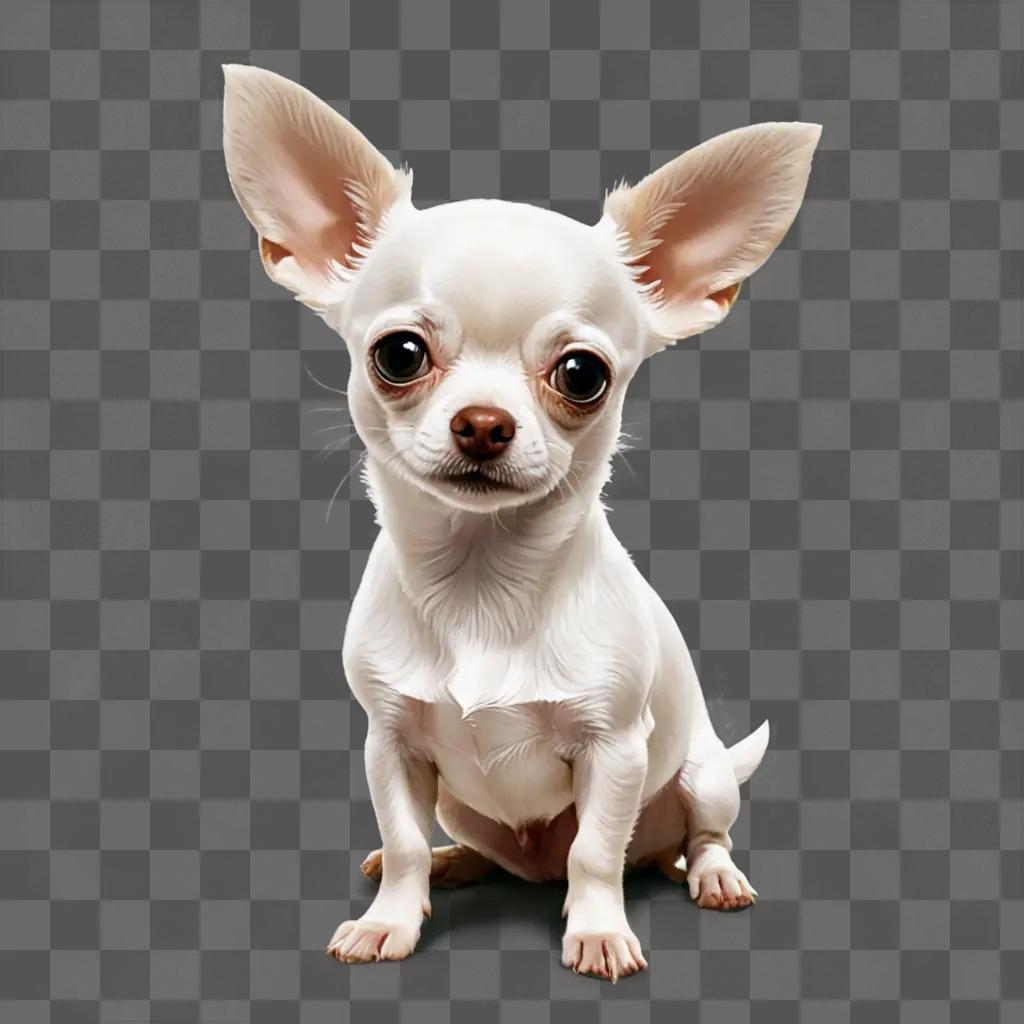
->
[223, 65, 820, 978]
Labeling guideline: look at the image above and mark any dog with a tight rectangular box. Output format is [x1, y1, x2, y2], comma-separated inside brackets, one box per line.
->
[222, 64, 820, 980]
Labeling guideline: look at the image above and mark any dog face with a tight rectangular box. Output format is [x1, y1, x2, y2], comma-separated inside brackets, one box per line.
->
[223, 65, 820, 513]
[335, 199, 645, 512]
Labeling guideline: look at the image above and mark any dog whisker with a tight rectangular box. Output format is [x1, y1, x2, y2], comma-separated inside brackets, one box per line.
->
[325, 451, 366, 524]
[303, 364, 348, 397]
[315, 422, 356, 435]
[317, 432, 361, 460]
[325, 439, 416, 524]
[613, 449, 636, 478]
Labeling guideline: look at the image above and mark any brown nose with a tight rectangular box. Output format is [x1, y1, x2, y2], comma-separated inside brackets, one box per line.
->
[450, 406, 516, 461]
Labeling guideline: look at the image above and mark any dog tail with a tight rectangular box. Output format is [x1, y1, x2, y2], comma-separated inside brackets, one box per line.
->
[726, 720, 770, 784]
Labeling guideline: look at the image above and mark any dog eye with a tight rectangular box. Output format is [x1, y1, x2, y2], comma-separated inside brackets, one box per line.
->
[371, 331, 431, 385]
[549, 352, 609, 404]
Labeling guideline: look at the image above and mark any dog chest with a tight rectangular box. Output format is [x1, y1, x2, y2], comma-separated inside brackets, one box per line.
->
[400, 699, 579, 827]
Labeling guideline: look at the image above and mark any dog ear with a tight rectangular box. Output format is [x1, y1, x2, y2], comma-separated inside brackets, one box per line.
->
[222, 64, 413, 311]
[600, 122, 821, 352]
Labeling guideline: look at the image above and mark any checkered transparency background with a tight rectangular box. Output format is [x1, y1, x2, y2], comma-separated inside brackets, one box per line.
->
[1, 0, 1022, 1020]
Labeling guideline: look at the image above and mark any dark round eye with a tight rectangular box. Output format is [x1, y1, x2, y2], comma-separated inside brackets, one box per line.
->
[549, 351, 610, 404]
[371, 331, 430, 385]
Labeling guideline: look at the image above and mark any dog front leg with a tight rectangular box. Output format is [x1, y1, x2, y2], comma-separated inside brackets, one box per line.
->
[327, 724, 436, 963]
[562, 726, 649, 980]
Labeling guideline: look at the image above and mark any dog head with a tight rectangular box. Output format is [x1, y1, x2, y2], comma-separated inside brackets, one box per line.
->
[223, 65, 820, 513]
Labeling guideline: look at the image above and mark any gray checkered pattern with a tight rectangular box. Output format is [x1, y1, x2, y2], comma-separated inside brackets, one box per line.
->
[1, 0, 1021, 1019]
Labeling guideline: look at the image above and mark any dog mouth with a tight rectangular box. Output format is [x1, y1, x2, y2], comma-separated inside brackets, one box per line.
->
[431, 468, 526, 494]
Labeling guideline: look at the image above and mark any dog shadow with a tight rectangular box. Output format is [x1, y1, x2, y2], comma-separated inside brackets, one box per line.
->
[352, 862, 724, 955]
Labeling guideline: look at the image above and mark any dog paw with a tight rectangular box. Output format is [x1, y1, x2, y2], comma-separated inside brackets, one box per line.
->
[688, 863, 757, 910]
[561, 930, 648, 982]
[326, 918, 419, 963]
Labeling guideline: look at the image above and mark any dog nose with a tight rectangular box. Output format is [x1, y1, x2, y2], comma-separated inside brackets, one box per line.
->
[450, 406, 516, 461]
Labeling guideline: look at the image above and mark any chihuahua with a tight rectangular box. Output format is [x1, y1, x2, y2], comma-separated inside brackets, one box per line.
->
[223, 65, 819, 980]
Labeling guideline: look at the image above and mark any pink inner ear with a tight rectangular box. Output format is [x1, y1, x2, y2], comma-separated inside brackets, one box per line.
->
[257, 125, 361, 280]
[632, 177, 758, 308]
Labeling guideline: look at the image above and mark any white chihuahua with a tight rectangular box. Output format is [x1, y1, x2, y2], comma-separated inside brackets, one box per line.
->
[223, 65, 820, 980]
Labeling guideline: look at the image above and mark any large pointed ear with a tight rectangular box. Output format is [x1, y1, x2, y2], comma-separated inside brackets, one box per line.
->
[601, 122, 821, 350]
[222, 64, 413, 311]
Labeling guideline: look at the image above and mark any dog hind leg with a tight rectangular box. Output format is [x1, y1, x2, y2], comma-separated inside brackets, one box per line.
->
[677, 744, 758, 910]
[361, 843, 496, 888]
